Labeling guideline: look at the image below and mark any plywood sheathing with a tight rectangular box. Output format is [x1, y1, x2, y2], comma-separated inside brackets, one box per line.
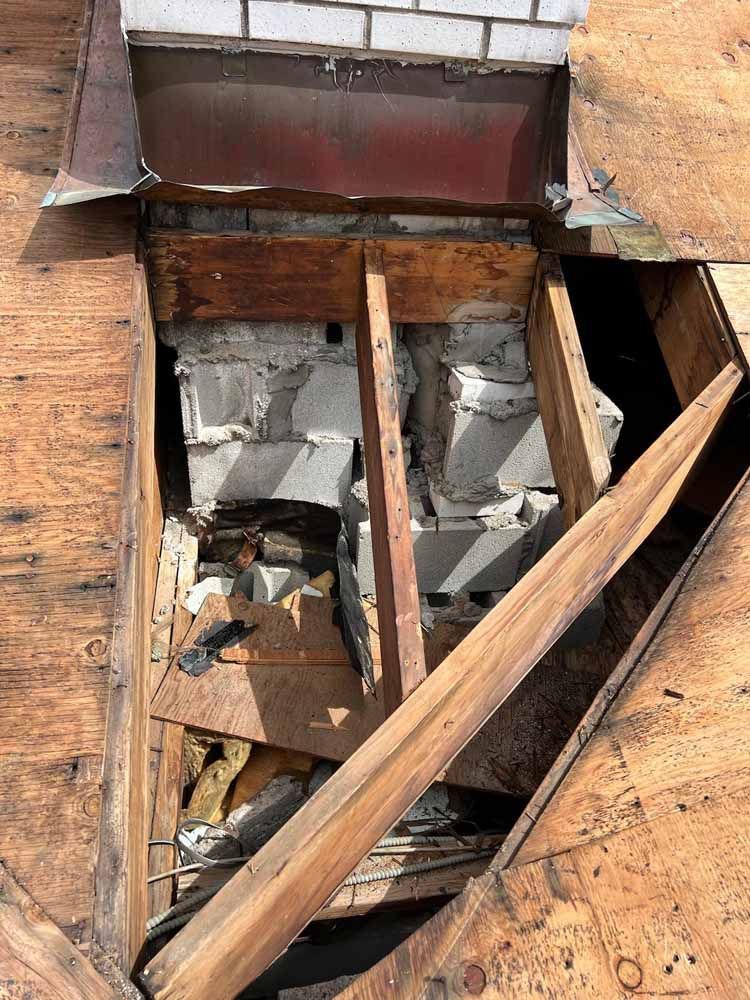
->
[0, 0, 144, 958]
[569, 0, 750, 262]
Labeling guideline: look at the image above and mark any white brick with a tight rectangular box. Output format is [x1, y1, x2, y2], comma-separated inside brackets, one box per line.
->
[122, 0, 242, 36]
[370, 11, 483, 59]
[248, 2, 366, 49]
[421, 0, 532, 18]
[487, 22, 569, 64]
[536, 0, 589, 24]
[328, 0, 409, 5]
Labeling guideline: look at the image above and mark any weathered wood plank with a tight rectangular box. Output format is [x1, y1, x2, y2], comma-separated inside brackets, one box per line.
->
[93, 264, 161, 972]
[0, 863, 115, 1000]
[141, 362, 742, 1000]
[145, 230, 538, 324]
[636, 263, 735, 408]
[343, 788, 750, 999]
[356, 244, 426, 713]
[344, 464, 750, 999]
[528, 252, 610, 528]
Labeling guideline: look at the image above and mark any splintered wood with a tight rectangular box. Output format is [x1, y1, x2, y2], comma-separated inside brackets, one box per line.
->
[141, 363, 742, 1000]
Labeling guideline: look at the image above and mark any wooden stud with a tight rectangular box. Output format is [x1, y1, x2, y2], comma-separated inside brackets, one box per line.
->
[140, 361, 742, 1000]
[706, 263, 750, 375]
[527, 252, 611, 528]
[0, 862, 116, 999]
[145, 230, 538, 324]
[356, 243, 426, 714]
[93, 264, 162, 972]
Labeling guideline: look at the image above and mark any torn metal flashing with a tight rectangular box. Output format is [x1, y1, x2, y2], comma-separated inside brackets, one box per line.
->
[45, 0, 583, 218]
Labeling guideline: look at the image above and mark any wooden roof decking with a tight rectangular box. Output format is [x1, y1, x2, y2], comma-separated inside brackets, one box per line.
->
[0, 0, 146, 957]
[343, 469, 750, 998]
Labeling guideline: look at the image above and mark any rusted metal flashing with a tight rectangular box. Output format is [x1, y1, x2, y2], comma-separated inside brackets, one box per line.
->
[45, 0, 580, 217]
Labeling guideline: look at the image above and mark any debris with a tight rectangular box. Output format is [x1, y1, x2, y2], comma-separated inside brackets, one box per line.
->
[183, 576, 234, 615]
[185, 739, 252, 823]
[229, 746, 317, 813]
[279, 976, 357, 999]
[250, 562, 310, 603]
[179, 619, 257, 677]
[231, 529, 259, 571]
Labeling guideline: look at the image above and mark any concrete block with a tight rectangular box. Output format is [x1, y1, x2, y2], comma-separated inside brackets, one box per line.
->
[421, 0, 532, 17]
[178, 360, 256, 439]
[537, 0, 589, 24]
[280, 978, 357, 1000]
[440, 372, 623, 492]
[122, 0, 242, 36]
[370, 11, 484, 59]
[250, 562, 310, 603]
[149, 202, 248, 231]
[248, 2, 366, 49]
[487, 22, 569, 64]
[428, 481, 525, 519]
[187, 438, 354, 507]
[183, 576, 234, 616]
[355, 515, 527, 593]
[448, 367, 535, 406]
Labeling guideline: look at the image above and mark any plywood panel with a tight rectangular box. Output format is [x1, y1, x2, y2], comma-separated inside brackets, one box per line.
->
[569, 0, 750, 262]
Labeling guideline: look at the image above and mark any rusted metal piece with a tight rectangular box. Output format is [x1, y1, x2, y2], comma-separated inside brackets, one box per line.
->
[44, 0, 149, 206]
[129, 47, 569, 212]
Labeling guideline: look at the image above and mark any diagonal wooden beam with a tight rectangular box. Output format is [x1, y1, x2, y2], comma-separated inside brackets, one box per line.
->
[0, 863, 118, 999]
[528, 252, 611, 528]
[356, 243, 426, 715]
[140, 361, 742, 1000]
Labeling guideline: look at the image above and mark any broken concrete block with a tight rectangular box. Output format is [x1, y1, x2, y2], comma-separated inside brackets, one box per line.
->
[250, 562, 310, 603]
[439, 370, 623, 491]
[183, 576, 234, 615]
[226, 775, 309, 854]
[279, 977, 357, 1000]
[187, 439, 354, 508]
[427, 481, 525, 519]
[355, 514, 527, 594]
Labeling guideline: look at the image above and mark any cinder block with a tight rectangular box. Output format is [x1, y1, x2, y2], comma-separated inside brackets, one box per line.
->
[448, 367, 535, 406]
[487, 22, 569, 64]
[440, 372, 623, 492]
[248, 2, 366, 49]
[421, 0, 531, 17]
[187, 438, 354, 507]
[355, 516, 527, 593]
[370, 11, 484, 59]
[536, 0, 589, 24]
[178, 360, 256, 439]
[250, 563, 310, 603]
[428, 481, 525, 519]
[122, 0, 242, 36]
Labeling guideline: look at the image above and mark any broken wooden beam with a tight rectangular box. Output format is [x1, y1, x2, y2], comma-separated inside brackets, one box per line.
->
[141, 360, 742, 1000]
[706, 263, 750, 376]
[0, 862, 117, 999]
[356, 243, 426, 713]
[145, 230, 538, 324]
[528, 252, 611, 528]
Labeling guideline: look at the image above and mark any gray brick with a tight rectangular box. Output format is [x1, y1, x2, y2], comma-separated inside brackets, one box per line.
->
[487, 21, 569, 63]
[421, 0, 532, 18]
[536, 0, 589, 24]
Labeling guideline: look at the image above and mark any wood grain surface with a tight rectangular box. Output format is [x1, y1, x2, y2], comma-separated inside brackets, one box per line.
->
[145, 230, 538, 324]
[141, 363, 742, 1000]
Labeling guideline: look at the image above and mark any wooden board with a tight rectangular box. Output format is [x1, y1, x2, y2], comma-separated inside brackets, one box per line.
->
[356, 244, 426, 713]
[528, 252, 610, 527]
[344, 468, 750, 998]
[636, 262, 735, 408]
[568, 0, 750, 262]
[93, 263, 162, 972]
[152, 594, 612, 797]
[707, 262, 750, 371]
[343, 788, 750, 999]
[0, 863, 115, 1000]
[140, 364, 741, 1000]
[144, 230, 538, 323]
